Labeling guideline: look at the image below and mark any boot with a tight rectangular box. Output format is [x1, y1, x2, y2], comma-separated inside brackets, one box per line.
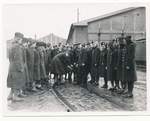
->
[12, 93, 24, 102]
[7, 90, 13, 101]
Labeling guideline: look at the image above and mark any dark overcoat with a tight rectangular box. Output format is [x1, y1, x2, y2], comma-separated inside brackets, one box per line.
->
[124, 43, 137, 82]
[33, 48, 41, 81]
[50, 52, 71, 75]
[117, 46, 127, 81]
[7, 43, 26, 89]
[39, 50, 47, 79]
[91, 47, 100, 77]
[107, 48, 113, 81]
[99, 48, 107, 77]
[78, 48, 88, 67]
[23, 47, 30, 83]
[46, 48, 52, 74]
[111, 47, 119, 81]
[26, 47, 35, 82]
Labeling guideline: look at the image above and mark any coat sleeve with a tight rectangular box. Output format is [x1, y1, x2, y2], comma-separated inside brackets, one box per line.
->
[14, 46, 24, 72]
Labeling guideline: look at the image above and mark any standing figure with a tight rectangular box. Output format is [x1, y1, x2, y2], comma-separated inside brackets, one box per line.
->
[26, 42, 35, 91]
[101, 44, 108, 89]
[33, 44, 41, 89]
[91, 41, 100, 86]
[111, 40, 120, 90]
[7, 32, 26, 101]
[78, 44, 88, 88]
[124, 36, 137, 98]
[117, 37, 127, 93]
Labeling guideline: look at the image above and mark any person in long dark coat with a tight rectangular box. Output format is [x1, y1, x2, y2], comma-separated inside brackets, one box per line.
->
[7, 32, 26, 101]
[39, 47, 47, 80]
[86, 43, 92, 81]
[101, 44, 108, 89]
[45, 47, 52, 76]
[124, 36, 137, 98]
[111, 40, 120, 90]
[78, 44, 89, 88]
[22, 40, 30, 94]
[117, 37, 127, 93]
[33, 45, 41, 82]
[26, 42, 35, 90]
[71, 44, 80, 84]
[91, 41, 100, 86]
[106, 41, 114, 89]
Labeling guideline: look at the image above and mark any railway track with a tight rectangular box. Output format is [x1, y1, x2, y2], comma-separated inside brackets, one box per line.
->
[52, 81, 146, 111]
[53, 84, 128, 111]
[50, 88, 76, 112]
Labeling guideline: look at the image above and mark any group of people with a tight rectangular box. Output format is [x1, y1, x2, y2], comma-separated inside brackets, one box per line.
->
[7, 32, 137, 102]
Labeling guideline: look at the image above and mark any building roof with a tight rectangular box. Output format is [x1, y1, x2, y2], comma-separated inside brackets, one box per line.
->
[67, 7, 145, 42]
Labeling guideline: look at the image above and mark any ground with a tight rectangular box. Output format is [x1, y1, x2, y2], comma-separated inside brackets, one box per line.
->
[7, 70, 146, 112]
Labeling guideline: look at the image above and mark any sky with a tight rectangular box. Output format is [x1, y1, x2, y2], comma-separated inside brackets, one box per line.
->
[2, 3, 145, 41]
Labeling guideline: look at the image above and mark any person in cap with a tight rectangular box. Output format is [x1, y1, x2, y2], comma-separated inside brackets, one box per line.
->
[39, 46, 47, 88]
[7, 32, 26, 101]
[101, 43, 108, 89]
[90, 41, 101, 86]
[78, 44, 89, 88]
[26, 41, 36, 91]
[106, 40, 114, 90]
[33, 43, 41, 90]
[72, 43, 81, 84]
[123, 36, 137, 98]
[111, 39, 120, 90]
[86, 42, 92, 83]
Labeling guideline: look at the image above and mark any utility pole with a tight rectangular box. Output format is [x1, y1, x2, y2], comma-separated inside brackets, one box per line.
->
[77, 8, 79, 23]
[98, 23, 101, 44]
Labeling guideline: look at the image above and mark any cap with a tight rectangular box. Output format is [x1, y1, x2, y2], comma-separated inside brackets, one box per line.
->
[15, 32, 24, 39]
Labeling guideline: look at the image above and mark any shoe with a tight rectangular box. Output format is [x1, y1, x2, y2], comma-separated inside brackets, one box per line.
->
[12, 96, 24, 102]
[122, 90, 128, 95]
[108, 87, 114, 91]
[101, 84, 108, 89]
[123, 94, 133, 98]
[18, 93, 27, 98]
[117, 89, 125, 94]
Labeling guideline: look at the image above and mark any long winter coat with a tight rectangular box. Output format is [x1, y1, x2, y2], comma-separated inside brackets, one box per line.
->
[91, 47, 101, 77]
[124, 42, 137, 82]
[33, 48, 41, 81]
[78, 48, 88, 67]
[99, 48, 107, 77]
[111, 47, 119, 81]
[23, 47, 30, 83]
[107, 48, 113, 81]
[26, 47, 35, 82]
[39, 50, 47, 79]
[117, 46, 127, 81]
[7, 42, 26, 89]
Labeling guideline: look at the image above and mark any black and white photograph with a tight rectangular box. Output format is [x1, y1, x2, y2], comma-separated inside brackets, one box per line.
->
[1, 1, 149, 116]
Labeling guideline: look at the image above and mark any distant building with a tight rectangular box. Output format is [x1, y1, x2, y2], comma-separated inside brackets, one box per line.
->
[67, 7, 146, 64]
[67, 7, 146, 44]
[39, 33, 66, 46]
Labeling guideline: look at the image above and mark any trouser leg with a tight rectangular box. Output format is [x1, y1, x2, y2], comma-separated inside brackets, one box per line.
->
[68, 72, 72, 83]
[128, 81, 134, 95]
